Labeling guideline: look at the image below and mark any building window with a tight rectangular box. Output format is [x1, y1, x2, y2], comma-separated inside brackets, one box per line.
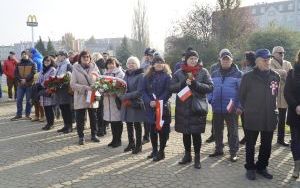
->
[279, 5, 283, 11]
[288, 3, 293, 10]
[261, 7, 265, 13]
[252, 8, 256, 14]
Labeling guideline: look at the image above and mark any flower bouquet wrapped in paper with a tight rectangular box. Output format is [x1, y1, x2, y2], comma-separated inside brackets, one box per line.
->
[44, 73, 71, 95]
[92, 75, 127, 96]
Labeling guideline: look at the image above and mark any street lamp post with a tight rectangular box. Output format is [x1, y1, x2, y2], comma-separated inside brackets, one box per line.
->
[26, 15, 38, 48]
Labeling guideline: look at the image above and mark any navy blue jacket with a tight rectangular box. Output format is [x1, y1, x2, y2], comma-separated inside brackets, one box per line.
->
[142, 71, 172, 124]
[208, 64, 242, 113]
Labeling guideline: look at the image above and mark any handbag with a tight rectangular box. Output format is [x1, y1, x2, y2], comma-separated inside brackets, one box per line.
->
[131, 98, 145, 110]
[191, 96, 208, 115]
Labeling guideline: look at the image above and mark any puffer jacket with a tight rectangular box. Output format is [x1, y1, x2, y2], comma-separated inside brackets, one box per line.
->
[208, 64, 242, 113]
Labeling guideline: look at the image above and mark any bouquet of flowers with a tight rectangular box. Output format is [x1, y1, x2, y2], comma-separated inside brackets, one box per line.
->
[92, 75, 127, 96]
[44, 73, 71, 94]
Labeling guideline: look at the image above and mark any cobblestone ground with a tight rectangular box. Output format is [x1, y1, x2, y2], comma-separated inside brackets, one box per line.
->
[0, 100, 299, 188]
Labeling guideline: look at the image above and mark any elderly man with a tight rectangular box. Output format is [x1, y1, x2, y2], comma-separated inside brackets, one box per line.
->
[208, 49, 242, 162]
[270, 46, 293, 147]
[240, 49, 280, 180]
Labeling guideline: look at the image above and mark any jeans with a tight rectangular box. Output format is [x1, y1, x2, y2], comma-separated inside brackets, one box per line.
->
[16, 86, 32, 116]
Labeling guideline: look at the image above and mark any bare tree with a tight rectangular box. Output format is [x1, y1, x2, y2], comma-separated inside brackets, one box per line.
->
[213, 0, 255, 49]
[131, 0, 149, 58]
[179, 4, 213, 46]
[62, 33, 75, 51]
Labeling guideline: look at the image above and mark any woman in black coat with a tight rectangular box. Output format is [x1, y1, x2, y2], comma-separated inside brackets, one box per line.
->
[284, 51, 300, 179]
[169, 50, 213, 169]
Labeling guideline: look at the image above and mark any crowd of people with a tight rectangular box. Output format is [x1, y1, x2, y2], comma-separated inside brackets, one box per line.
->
[0, 45, 299, 181]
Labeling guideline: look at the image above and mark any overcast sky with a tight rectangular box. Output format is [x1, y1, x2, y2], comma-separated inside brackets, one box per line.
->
[0, 0, 283, 50]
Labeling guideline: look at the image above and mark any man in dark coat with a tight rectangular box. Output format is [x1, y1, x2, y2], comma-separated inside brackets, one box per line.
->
[11, 51, 36, 120]
[239, 49, 280, 180]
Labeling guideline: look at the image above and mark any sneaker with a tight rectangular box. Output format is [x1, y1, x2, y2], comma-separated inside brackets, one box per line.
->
[246, 170, 256, 180]
[230, 154, 238, 162]
[11, 116, 22, 121]
[209, 152, 224, 157]
[277, 140, 289, 147]
[256, 169, 273, 179]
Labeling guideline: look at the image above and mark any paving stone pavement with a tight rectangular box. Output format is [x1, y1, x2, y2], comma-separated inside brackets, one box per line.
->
[0, 102, 299, 188]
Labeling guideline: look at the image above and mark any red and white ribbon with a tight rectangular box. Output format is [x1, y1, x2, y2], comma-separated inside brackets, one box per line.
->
[153, 94, 164, 131]
[270, 81, 278, 96]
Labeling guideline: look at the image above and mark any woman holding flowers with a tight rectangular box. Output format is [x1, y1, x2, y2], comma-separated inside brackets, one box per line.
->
[37, 56, 56, 130]
[103, 57, 125, 148]
[169, 49, 213, 169]
[55, 51, 73, 134]
[120, 56, 145, 154]
[142, 53, 172, 161]
[70, 50, 100, 145]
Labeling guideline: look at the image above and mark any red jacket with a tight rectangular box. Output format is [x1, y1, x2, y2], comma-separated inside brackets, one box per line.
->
[3, 59, 17, 79]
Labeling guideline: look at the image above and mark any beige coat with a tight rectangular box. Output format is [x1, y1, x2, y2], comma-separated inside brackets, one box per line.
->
[270, 59, 292, 108]
[103, 67, 125, 122]
[70, 63, 100, 110]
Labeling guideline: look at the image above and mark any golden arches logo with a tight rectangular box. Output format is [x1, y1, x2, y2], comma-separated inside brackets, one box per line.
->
[27, 15, 38, 26]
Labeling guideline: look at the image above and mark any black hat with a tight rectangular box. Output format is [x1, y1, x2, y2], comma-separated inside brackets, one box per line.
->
[185, 50, 199, 62]
[9, 51, 15, 55]
[57, 50, 68, 57]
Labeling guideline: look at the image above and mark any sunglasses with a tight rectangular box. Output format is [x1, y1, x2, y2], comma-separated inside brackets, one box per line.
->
[277, 52, 285, 55]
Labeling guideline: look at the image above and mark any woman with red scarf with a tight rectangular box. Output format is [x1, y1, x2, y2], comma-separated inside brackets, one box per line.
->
[170, 49, 213, 169]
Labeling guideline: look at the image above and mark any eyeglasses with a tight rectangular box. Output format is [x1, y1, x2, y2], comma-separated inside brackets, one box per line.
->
[277, 52, 285, 55]
[82, 55, 90, 59]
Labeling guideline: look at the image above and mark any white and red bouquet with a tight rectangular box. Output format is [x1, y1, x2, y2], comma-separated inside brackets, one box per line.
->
[92, 75, 127, 96]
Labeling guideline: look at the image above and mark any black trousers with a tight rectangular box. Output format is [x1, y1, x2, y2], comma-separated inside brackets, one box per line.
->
[76, 108, 97, 138]
[244, 129, 274, 170]
[110, 121, 123, 143]
[97, 102, 105, 134]
[59, 104, 72, 129]
[290, 126, 300, 161]
[277, 108, 287, 141]
[150, 123, 170, 153]
[143, 122, 150, 140]
[183, 134, 202, 154]
[126, 122, 142, 146]
[44, 106, 54, 126]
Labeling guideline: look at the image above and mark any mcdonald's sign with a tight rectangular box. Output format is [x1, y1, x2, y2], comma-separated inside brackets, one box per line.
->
[26, 15, 38, 27]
